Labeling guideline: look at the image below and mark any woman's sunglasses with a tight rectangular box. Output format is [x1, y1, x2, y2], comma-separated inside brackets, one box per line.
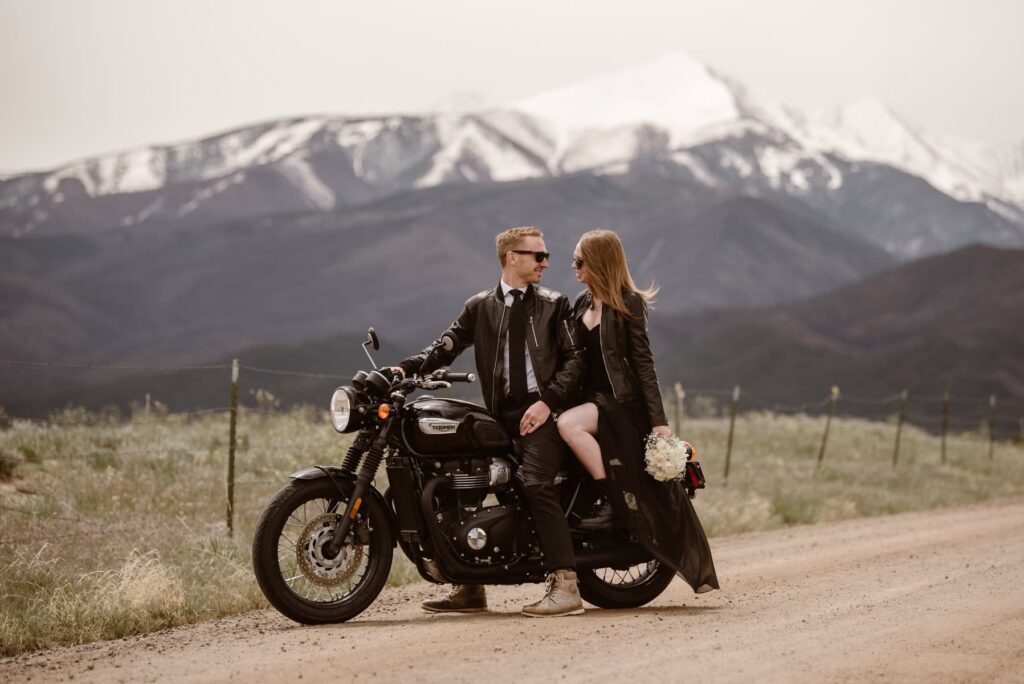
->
[511, 249, 551, 263]
[571, 256, 584, 269]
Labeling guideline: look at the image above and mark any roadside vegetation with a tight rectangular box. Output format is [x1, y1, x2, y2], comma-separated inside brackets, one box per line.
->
[1, 403, 1022, 656]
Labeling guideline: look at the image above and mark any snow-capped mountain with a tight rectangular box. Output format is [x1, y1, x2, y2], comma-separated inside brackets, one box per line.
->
[511, 53, 1023, 210]
[788, 97, 1024, 207]
[515, 52, 751, 148]
[2, 52, 1022, 258]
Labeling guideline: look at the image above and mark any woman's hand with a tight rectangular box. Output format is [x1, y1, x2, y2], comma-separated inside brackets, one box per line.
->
[651, 425, 672, 438]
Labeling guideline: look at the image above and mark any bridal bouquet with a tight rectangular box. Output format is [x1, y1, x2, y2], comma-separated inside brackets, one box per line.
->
[644, 434, 694, 482]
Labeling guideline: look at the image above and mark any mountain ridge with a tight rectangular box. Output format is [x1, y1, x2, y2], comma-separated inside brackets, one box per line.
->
[5, 244, 1018, 418]
[2, 52, 1022, 259]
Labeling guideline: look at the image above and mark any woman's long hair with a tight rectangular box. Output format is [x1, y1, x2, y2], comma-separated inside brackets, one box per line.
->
[578, 229, 658, 318]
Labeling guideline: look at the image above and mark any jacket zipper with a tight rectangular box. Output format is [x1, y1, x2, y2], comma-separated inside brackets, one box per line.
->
[597, 305, 618, 399]
[563, 319, 576, 348]
[491, 303, 507, 410]
[529, 315, 540, 348]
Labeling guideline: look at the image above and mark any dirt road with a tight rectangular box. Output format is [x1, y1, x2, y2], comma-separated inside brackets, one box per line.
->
[5, 500, 1024, 683]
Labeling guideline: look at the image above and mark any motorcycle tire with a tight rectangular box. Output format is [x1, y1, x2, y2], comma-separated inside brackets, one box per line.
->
[252, 478, 393, 624]
[577, 560, 676, 609]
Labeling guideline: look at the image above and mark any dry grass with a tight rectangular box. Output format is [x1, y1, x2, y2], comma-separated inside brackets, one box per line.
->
[683, 410, 1024, 536]
[1, 404, 1022, 656]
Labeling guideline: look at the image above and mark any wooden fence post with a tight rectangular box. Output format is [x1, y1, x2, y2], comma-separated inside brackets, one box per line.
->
[817, 386, 839, 469]
[988, 395, 996, 460]
[145, 392, 151, 416]
[892, 389, 907, 467]
[674, 382, 685, 435]
[227, 359, 239, 538]
[940, 390, 949, 465]
[723, 385, 740, 482]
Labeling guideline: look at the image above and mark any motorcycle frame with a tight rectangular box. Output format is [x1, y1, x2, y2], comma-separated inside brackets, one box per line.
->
[295, 409, 657, 586]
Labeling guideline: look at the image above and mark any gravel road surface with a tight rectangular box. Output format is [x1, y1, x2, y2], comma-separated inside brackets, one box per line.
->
[4, 500, 1024, 683]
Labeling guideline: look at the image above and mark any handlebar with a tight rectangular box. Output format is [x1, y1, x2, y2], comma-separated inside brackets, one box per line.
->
[435, 371, 476, 383]
[389, 368, 476, 399]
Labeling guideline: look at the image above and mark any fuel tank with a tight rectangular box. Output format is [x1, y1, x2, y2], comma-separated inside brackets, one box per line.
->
[402, 397, 510, 456]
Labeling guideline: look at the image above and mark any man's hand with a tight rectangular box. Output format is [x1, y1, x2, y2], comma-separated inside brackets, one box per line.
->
[519, 400, 551, 436]
[389, 366, 406, 379]
[651, 424, 672, 438]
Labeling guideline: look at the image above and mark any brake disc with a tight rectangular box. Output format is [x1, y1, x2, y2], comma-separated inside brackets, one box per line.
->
[295, 513, 364, 588]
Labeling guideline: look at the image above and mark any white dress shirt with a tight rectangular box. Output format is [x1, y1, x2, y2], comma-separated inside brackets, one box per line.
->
[500, 279, 539, 396]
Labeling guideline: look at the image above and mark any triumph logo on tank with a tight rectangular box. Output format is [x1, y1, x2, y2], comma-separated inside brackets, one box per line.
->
[418, 418, 459, 434]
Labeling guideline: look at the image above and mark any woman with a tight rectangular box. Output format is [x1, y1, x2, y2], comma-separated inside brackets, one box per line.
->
[557, 229, 718, 594]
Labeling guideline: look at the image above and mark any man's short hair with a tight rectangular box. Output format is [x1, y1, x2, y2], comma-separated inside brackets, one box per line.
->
[496, 226, 543, 267]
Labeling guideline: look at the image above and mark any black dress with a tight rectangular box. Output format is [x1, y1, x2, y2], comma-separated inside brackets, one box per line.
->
[581, 322, 719, 594]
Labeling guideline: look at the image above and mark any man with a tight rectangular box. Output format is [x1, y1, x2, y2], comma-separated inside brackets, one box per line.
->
[394, 226, 585, 617]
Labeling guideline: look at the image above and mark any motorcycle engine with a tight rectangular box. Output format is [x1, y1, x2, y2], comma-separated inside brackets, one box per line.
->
[435, 456, 527, 564]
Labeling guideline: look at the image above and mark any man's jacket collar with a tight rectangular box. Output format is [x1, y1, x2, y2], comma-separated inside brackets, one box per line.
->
[494, 280, 534, 302]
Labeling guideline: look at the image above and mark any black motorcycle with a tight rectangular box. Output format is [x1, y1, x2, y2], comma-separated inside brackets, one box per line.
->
[252, 328, 706, 623]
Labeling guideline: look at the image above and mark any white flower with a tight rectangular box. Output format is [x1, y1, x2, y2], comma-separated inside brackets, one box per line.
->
[644, 434, 691, 482]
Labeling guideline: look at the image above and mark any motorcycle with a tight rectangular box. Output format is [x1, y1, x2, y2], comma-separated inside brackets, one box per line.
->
[252, 328, 706, 623]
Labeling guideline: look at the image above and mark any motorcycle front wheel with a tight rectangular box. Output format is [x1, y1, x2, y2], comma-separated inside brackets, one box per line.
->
[252, 478, 393, 624]
[577, 559, 675, 609]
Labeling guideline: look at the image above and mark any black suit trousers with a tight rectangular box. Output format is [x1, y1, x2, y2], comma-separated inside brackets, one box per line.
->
[499, 396, 575, 571]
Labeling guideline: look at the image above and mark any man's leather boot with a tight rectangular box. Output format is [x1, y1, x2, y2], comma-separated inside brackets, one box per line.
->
[521, 569, 584, 617]
[421, 584, 487, 613]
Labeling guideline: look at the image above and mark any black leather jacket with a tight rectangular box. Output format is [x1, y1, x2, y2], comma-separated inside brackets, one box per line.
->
[399, 282, 584, 414]
[571, 289, 669, 428]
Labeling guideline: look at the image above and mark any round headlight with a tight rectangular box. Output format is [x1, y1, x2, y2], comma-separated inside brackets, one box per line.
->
[330, 387, 355, 433]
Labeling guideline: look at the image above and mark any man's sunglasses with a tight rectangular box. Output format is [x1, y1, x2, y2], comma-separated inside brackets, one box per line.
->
[511, 249, 551, 263]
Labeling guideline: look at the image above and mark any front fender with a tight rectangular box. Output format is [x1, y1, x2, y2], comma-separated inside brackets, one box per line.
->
[291, 465, 352, 482]
[290, 466, 397, 547]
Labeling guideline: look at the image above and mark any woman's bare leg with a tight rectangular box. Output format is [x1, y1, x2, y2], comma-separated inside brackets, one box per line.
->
[557, 403, 606, 480]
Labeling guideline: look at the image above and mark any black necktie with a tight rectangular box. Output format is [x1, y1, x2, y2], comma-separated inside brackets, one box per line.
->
[508, 289, 528, 403]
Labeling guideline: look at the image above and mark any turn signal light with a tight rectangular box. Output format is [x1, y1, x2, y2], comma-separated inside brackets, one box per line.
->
[377, 404, 391, 420]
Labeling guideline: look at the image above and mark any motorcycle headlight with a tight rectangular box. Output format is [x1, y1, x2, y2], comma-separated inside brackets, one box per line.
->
[330, 387, 357, 433]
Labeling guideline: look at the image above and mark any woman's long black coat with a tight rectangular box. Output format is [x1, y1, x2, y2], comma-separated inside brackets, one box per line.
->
[571, 290, 719, 593]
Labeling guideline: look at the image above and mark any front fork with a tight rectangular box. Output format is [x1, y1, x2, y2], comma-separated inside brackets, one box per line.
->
[323, 419, 394, 556]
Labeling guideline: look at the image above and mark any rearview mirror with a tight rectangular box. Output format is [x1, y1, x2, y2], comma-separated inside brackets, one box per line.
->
[366, 327, 380, 351]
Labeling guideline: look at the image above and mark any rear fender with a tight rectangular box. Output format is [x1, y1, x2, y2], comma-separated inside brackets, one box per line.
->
[290, 466, 397, 547]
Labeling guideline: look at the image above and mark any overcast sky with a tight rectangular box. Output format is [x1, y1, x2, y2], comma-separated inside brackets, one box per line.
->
[2, 0, 1022, 173]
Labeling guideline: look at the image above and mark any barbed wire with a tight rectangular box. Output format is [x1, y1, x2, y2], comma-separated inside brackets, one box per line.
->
[174, 407, 233, 416]
[4, 358, 1023, 434]
[742, 394, 833, 413]
[0, 359, 229, 372]
[839, 393, 904, 405]
[239, 364, 347, 380]
[911, 392, 1024, 408]
[683, 387, 738, 398]
[237, 406, 291, 415]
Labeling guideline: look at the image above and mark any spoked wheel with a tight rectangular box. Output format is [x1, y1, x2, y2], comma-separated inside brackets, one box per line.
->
[252, 478, 393, 624]
[577, 559, 675, 609]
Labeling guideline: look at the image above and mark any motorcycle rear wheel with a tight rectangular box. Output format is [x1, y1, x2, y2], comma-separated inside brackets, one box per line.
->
[252, 478, 393, 624]
[577, 560, 675, 609]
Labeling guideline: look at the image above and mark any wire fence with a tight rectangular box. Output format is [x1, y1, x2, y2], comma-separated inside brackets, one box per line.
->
[3, 356, 1024, 541]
